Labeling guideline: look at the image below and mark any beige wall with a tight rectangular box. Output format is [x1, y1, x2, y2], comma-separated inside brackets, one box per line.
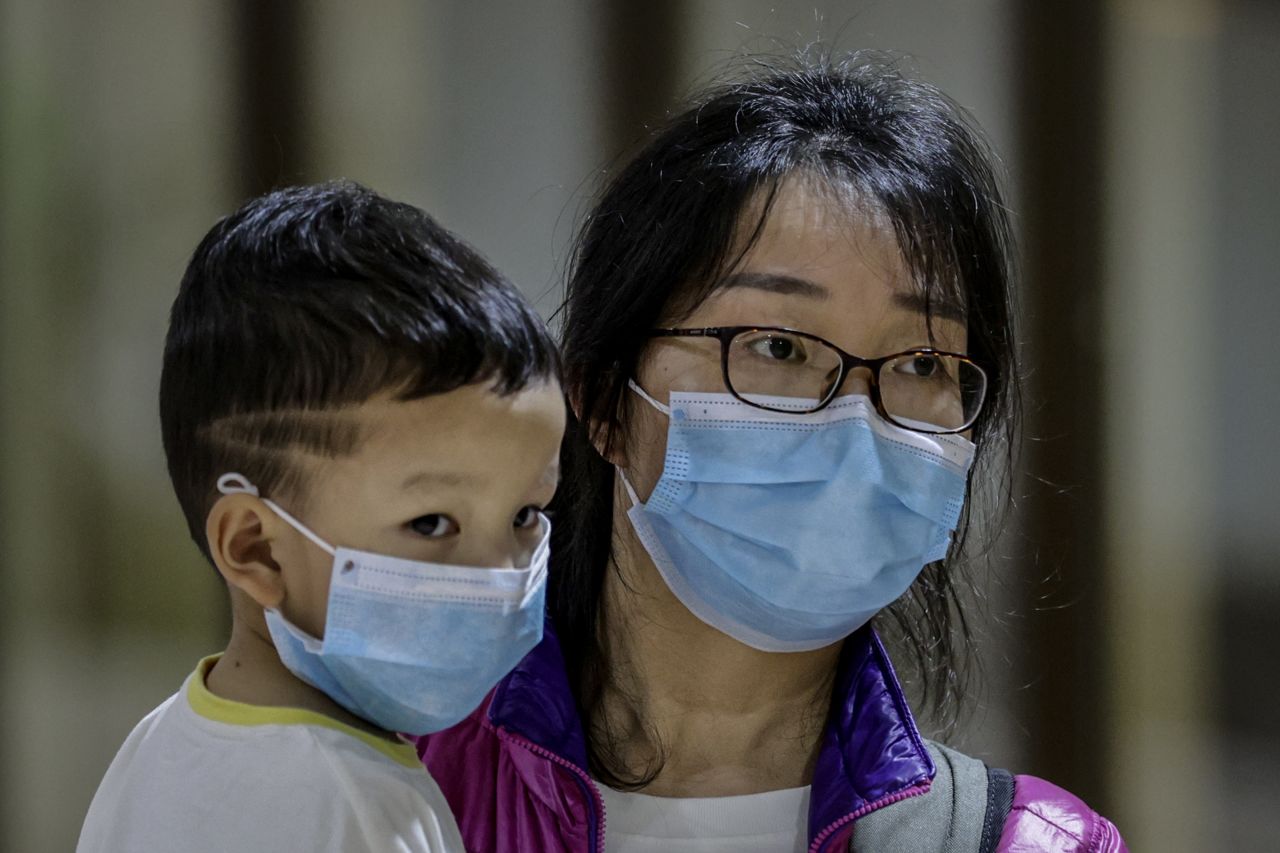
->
[1, 3, 234, 850]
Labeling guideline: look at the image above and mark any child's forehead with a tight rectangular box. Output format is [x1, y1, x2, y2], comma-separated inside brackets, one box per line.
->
[339, 381, 564, 468]
[355, 380, 560, 427]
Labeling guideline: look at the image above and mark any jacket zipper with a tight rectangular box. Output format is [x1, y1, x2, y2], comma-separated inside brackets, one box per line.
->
[808, 779, 932, 853]
[503, 728, 928, 853]
[502, 731, 608, 853]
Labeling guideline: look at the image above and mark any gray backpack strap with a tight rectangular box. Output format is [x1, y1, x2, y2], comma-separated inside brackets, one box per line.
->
[847, 740, 989, 852]
[978, 767, 1015, 852]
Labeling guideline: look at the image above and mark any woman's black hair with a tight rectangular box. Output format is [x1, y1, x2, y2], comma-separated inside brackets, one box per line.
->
[549, 57, 1020, 788]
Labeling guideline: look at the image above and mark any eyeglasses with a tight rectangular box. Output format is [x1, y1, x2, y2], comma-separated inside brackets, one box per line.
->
[649, 326, 988, 435]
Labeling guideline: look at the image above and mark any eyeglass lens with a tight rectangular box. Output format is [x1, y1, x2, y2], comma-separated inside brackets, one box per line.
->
[724, 329, 986, 433]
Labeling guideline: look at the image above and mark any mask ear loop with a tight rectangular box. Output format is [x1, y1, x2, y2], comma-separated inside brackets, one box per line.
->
[600, 380, 663, 509]
[627, 379, 671, 416]
[616, 467, 643, 509]
[216, 473, 337, 557]
[532, 517, 553, 561]
[619, 381, 670, 509]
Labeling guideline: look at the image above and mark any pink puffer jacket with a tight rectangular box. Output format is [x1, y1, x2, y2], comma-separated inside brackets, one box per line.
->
[414, 623, 1126, 852]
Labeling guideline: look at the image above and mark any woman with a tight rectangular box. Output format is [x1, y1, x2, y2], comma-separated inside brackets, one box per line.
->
[417, 60, 1127, 852]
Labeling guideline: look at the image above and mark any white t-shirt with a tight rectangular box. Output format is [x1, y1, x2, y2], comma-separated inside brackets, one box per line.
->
[78, 655, 464, 853]
[599, 783, 811, 853]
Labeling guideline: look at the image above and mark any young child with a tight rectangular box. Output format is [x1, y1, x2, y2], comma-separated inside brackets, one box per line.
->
[77, 181, 565, 852]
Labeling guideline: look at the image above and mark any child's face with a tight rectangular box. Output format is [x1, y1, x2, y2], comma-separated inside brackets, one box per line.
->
[273, 380, 565, 639]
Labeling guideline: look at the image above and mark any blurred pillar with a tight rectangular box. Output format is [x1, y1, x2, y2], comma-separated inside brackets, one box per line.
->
[1212, 1, 1280, 847]
[1101, 0, 1224, 848]
[600, 0, 685, 154]
[1013, 0, 1112, 810]
[233, 0, 311, 199]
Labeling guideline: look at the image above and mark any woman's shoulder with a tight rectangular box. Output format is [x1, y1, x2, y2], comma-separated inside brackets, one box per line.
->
[996, 770, 1127, 853]
[851, 740, 1127, 852]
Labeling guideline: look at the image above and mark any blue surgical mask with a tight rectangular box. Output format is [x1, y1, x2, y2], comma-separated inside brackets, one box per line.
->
[620, 384, 975, 653]
[216, 473, 549, 735]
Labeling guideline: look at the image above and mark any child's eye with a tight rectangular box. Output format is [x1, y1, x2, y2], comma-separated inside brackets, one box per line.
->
[409, 514, 460, 538]
[513, 506, 544, 530]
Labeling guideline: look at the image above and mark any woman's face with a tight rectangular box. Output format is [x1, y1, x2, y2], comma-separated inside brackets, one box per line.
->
[623, 176, 968, 498]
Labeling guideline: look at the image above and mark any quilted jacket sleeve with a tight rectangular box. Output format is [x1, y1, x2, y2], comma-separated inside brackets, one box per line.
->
[995, 775, 1127, 852]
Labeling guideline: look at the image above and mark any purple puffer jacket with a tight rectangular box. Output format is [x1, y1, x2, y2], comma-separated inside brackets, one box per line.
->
[414, 623, 1125, 852]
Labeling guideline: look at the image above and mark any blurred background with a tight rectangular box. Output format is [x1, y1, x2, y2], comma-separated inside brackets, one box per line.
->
[1, 0, 1276, 850]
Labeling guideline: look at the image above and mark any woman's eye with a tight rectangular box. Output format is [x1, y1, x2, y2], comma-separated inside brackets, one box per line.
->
[901, 354, 942, 378]
[409, 514, 460, 538]
[747, 333, 805, 362]
[513, 506, 544, 530]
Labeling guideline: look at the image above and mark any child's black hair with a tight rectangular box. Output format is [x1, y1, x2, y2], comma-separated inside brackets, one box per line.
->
[160, 180, 560, 563]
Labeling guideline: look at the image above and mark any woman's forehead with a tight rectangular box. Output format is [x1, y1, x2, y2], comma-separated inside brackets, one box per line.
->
[657, 174, 968, 340]
[727, 179, 958, 307]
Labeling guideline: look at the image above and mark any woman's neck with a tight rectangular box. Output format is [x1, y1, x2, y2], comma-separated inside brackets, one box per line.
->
[593, 510, 843, 797]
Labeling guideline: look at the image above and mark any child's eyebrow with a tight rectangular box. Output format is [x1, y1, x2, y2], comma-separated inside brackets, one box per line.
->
[400, 470, 472, 491]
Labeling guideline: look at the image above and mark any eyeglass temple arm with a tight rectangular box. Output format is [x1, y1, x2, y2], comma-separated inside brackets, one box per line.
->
[649, 328, 724, 338]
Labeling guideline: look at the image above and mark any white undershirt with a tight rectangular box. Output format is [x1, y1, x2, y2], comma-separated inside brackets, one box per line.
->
[599, 783, 811, 853]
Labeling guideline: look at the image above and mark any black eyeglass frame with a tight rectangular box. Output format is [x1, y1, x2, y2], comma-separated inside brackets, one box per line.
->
[649, 325, 988, 435]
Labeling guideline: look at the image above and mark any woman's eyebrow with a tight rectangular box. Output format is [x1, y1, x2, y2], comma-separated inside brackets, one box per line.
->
[717, 271, 967, 322]
[892, 291, 967, 324]
[715, 272, 830, 298]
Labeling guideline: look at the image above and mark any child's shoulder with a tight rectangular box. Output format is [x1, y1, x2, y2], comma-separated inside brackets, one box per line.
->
[97, 685, 185, 762]
[78, 657, 463, 853]
[178, 655, 447, 805]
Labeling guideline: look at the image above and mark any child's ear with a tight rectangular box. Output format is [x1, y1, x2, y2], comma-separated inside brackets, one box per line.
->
[205, 495, 286, 609]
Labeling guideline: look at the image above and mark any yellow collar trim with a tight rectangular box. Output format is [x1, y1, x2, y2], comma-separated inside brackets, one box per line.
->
[186, 654, 421, 770]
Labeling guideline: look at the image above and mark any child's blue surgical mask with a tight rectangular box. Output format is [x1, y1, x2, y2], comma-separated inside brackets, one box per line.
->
[216, 473, 548, 735]
[620, 384, 975, 652]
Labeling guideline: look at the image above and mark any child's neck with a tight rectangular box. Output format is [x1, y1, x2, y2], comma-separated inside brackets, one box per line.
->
[206, 614, 400, 742]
